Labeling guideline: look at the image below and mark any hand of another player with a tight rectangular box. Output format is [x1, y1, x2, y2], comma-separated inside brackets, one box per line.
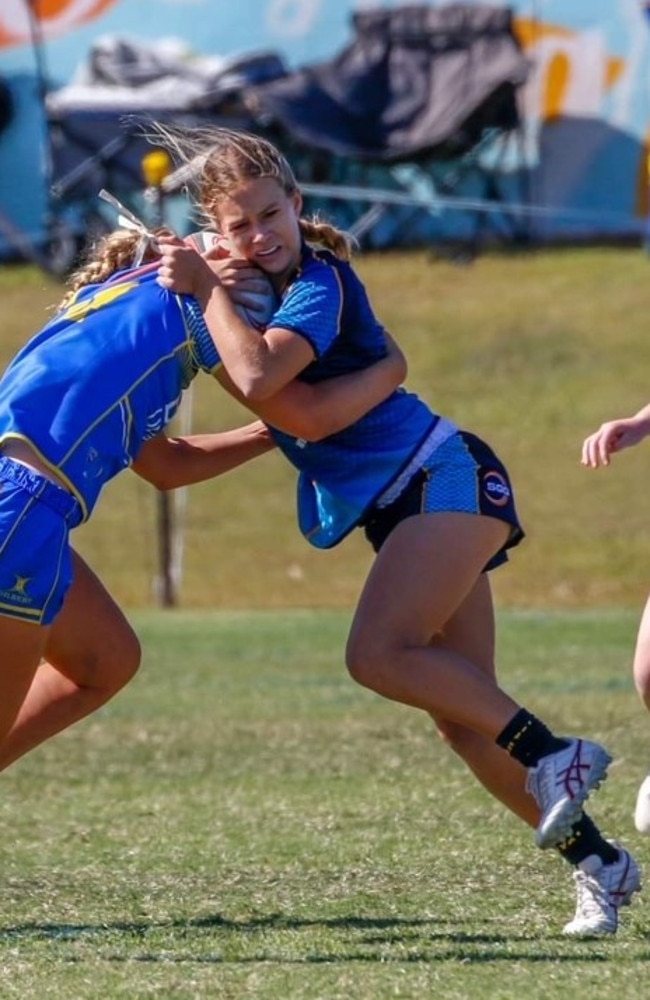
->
[157, 243, 218, 301]
[581, 417, 648, 468]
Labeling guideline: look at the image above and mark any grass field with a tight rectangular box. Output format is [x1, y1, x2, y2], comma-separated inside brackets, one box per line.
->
[0, 608, 647, 1000]
[1, 247, 650, 610]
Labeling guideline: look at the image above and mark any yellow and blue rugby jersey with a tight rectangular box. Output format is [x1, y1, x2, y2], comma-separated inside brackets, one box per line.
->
[267, 246, 439, 548]
[0, 266, 219, 522]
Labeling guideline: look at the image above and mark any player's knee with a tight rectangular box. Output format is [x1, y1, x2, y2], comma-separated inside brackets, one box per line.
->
[71, 625, 141, 697]
[345, 630, 396, 691]
[106, 626, 142, 692]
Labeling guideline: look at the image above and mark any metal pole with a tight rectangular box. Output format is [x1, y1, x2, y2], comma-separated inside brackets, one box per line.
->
[141, 150, 176, 608]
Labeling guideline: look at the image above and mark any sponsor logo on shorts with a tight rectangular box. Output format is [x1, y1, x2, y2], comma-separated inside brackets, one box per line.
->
[0, 574, 33, 606]
[482, 470, 510, 507]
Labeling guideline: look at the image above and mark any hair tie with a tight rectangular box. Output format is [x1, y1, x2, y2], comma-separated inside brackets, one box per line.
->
[98, 189, 161, 265]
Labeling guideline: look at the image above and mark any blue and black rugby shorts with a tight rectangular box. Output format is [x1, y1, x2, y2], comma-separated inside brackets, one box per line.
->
[362, 430, 525, 571]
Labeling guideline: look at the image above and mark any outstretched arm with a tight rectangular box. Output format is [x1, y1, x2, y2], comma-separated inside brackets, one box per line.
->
[132, 422, 274, 490]
[582, 402, 650, 469]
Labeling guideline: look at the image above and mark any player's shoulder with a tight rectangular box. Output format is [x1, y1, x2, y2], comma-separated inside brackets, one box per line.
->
[298, 245, 359, 294]
[304, 244, 352, 273]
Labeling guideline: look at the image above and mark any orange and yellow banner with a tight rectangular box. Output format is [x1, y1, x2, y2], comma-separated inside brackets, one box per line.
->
[0, 0, 118, 48]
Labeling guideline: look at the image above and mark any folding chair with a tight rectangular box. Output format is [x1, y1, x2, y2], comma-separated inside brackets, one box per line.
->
[248, 3, 531, 253]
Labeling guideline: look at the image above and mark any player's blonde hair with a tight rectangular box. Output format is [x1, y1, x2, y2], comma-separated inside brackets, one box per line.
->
[57, 227, 170, 310]
[150, 123, 356, 261]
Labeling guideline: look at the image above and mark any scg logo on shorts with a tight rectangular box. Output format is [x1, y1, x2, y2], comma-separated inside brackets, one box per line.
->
[482, 470, 511, 507]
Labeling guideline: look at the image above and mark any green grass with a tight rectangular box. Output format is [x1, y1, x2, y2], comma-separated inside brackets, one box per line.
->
[0, 608, 647, 999]
[1, 246, 650, 610]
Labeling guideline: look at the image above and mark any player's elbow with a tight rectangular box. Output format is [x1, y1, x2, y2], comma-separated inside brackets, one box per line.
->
[133, 452, 182, 490]
[140, 466, 178, 491]
[234, 372, 283, 404]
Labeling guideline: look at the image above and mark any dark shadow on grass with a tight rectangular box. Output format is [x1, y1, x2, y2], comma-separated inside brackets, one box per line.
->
[0, 913, 627, 963]
[1, 914, 431, 941]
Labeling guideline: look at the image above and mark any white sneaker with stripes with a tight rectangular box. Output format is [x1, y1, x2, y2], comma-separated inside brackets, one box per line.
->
[563, 844, 641, 937]
[525, 738, 612, 849]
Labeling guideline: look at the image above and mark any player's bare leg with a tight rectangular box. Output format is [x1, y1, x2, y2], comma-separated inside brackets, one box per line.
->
[427, 572, 539, 826]
[346, 512, 520, 731]
[0, 617, 50, 750]
[632, 593, 650, 831]
[0, 550, 140, 771]
[347, 511, 612, 846]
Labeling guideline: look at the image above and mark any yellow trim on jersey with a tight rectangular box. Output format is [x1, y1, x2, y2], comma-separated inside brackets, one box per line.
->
[0, 598, 42, 619]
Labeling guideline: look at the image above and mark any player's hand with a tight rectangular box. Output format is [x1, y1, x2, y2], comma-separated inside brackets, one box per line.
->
[581, 418, 647, 468]
[208, 257, 273, 316]
[157, 243, 218, 300]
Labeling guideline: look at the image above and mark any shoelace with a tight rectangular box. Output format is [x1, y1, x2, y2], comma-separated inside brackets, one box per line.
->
[525, 745, 585, 807]
[572, 870, 613, 922]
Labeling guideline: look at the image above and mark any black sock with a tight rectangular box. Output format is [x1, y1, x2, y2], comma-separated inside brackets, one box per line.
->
[556, 814, 619, 867]
[496, 708, 569, 766]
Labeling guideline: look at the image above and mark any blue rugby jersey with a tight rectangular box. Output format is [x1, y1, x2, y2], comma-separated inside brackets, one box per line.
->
[0, 266, 219, 521]
[267, 246, 439, 548]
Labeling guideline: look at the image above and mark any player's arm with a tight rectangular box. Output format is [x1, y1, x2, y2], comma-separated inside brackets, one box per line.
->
[582, 401, 650, 468]
[131, 422, 275, 490]
[158, 244, 406, 437]
[158, 243, 315, 398]
[214, 331, 406, 441]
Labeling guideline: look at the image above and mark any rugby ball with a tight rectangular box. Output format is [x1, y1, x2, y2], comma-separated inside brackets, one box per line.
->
[186, 230, 276, 331]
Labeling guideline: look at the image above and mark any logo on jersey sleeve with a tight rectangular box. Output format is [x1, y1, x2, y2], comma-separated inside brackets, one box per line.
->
[482, 470, 511, 507]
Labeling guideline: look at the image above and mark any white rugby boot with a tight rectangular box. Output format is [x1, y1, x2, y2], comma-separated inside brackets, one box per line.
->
[563, 843, 641, 937]
[634, 774, 650, 834]
[525, 738, 612, 849]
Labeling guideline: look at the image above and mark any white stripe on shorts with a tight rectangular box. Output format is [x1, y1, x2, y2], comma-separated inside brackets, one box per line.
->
[375, 415, 459, 508]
